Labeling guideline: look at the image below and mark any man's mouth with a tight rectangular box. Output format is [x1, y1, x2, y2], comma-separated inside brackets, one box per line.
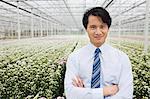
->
[94, 36, 103, 40]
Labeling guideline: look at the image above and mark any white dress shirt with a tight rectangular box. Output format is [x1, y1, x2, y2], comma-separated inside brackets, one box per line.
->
[64, 43, 133, 99]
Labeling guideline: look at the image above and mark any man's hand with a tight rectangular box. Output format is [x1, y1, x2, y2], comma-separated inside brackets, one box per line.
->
[72, 76, 84, 87]
[103, 84, 119, 96]
[72, 76, 119, 96]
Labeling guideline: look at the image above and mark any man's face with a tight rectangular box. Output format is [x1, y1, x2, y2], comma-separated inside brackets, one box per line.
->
[86, 15, 109, 47]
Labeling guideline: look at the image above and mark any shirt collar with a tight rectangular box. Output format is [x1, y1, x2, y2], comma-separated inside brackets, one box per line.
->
[87, 42, 106, 56]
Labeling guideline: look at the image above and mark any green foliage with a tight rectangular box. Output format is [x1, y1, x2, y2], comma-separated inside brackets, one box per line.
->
[0, 40, 77, 98]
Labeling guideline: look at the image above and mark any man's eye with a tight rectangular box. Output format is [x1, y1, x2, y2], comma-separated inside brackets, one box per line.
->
[90, 26, 96, 29]
[100, 24, 107, 29]
[100, 25, 104, 29]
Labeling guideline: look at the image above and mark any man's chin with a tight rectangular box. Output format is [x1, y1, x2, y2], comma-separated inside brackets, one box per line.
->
[93, 41, 104, 47]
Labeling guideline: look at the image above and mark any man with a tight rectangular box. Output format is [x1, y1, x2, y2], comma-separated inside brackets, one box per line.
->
[64, 7, 133, 99]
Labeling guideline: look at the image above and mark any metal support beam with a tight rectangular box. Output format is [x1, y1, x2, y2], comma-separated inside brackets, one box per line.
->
[118, 0, 121, 46]
[40, 17, 43, 37]
[31, 8, 34, 38]
[62, 0, 79, 30]
[47, 20, 48, 36]
[105, 0, 114, 8]
[144, 0, 150, 53]
[0, 0, 65, 26]
[17, 1, 20, 40]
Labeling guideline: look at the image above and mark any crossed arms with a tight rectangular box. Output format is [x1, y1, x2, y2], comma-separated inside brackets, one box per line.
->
[64, 54, 133, 99]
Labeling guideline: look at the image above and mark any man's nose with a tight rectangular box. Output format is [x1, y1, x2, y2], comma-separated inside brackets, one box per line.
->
[95, 28, 102, 35]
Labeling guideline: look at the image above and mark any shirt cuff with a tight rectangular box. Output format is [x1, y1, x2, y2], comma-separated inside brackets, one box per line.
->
[92, 88, 104, 99]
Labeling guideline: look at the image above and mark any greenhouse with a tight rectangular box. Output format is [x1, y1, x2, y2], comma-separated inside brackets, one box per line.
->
[0, 0, 150, 99]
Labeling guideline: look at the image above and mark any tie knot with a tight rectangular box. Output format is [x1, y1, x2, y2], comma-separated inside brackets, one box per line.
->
[95, 48, 101, 54]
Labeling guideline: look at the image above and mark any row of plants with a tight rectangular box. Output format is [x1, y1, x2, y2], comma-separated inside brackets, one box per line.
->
[0, 39, 64, 68]
[0, 38, 78, 99]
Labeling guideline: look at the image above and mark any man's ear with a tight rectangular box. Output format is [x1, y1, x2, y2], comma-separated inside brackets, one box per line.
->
[84, 28, 88, 32]
[85, 29, 88, 32]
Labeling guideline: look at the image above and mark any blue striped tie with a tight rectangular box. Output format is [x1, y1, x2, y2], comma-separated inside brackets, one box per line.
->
[91, 48, 101, 88]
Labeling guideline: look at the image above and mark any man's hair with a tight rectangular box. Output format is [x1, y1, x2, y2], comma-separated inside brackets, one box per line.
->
[82, 7, 112, 29]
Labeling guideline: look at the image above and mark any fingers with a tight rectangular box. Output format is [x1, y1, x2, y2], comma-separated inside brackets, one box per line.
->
[72, 78, 78, 87]
[76, 76, 84, 87]
[103, 84, 119, 96]
[108, 84, 119, 96]
[72, 76, 84, 87]
[111, 85, 119, 95]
